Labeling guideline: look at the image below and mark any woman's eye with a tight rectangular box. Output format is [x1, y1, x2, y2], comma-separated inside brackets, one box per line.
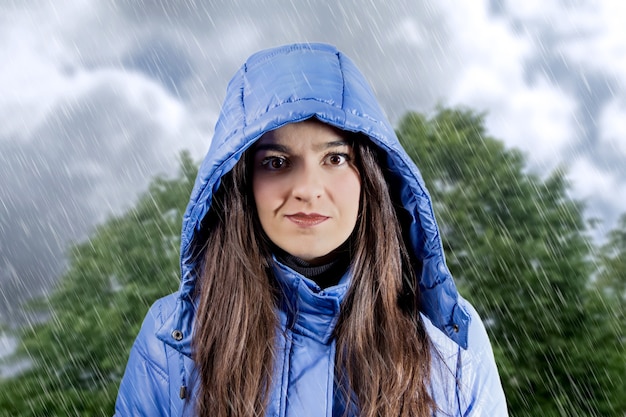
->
[325, 154, 348, 165]
[261, 156, 288, 170]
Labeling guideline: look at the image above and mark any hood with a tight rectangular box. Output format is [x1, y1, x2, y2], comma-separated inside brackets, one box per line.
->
[171, 43, 469, 349]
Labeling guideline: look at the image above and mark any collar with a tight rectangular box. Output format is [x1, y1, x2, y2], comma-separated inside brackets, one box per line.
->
[272, 259, 350, 344]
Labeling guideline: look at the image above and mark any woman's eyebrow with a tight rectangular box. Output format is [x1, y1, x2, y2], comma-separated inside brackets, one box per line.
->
[253, 143, 290, 153]
[320, 140, 350, 150]
[254, 140, 349, 154]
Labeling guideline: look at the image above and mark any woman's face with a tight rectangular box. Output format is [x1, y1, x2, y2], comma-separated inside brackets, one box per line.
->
[252, 120, 361, 265]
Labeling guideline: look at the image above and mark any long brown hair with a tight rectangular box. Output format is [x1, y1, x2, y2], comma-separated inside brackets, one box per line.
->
[192, 133, 436, 417]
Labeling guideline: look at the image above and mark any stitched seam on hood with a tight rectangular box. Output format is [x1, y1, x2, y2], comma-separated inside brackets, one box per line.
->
[245, 43, 335, 70]
[337, 52, 346, 109]
[241, 63, 247, 129]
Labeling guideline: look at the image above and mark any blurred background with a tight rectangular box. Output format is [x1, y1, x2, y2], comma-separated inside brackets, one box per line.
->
[0, 1, 625, 415]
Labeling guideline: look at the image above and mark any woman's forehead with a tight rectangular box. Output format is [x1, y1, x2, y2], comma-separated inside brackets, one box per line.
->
[256, 119, 349, 149]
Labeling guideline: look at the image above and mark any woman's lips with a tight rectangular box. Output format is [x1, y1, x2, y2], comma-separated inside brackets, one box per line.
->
[285, 213, 329, 226]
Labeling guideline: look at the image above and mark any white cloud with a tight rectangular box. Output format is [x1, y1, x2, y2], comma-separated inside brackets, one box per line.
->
[502, 0, 569, 23]
[598, 97, 626, 157]
[557, 1, 626, 82]
[0, 1, 129, 139]
[0, 0, 208, 153]
[439, 0, 577, 167]
[0, 331, 17, 360]
[500, 0, 626, 88]
[387, 18, 427, 47]
[569, 158, 616, 200]
[475, 78, 577, 167]
[0, 28, 70, 138]
[568, 157, 626, 235]
[0, 1, 212, 256]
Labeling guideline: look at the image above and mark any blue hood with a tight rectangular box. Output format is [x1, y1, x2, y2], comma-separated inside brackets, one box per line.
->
[175, 43, 469, 349]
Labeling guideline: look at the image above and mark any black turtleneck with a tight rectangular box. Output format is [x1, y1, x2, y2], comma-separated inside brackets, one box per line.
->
[273, 244, 351, 289]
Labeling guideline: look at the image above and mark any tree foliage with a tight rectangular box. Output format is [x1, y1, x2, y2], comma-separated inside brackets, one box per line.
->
[397, 108, 625, 416]
[596, 213, 626, 313]
[590, 213, 626, 412]
[0, 152, 196, 416]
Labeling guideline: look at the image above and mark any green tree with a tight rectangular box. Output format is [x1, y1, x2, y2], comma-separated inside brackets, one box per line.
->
[589, 213, 626, 412]
[0, 152, 196, 416]
[397, 108, 625, 416]
[596, 213, 626, 316]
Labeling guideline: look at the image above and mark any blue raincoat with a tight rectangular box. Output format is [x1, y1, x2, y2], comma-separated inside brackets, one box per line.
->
[114, 43, 508, 416]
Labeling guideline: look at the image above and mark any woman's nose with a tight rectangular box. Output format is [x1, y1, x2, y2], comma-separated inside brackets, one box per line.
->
[290, 164, 323, 201]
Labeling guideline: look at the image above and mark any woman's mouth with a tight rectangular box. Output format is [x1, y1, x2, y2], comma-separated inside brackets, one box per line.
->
[285, 213, 329, 226]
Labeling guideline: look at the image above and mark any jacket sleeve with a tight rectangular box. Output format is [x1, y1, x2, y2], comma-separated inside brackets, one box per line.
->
[457, 299, 509, 417]
[113, 300, 171, 417]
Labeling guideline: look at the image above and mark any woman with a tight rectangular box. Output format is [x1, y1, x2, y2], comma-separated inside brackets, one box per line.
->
[114, 43, 508, 417]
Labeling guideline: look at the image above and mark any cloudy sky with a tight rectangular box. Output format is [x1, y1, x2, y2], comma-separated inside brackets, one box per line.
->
[1, 0, 625, 326]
